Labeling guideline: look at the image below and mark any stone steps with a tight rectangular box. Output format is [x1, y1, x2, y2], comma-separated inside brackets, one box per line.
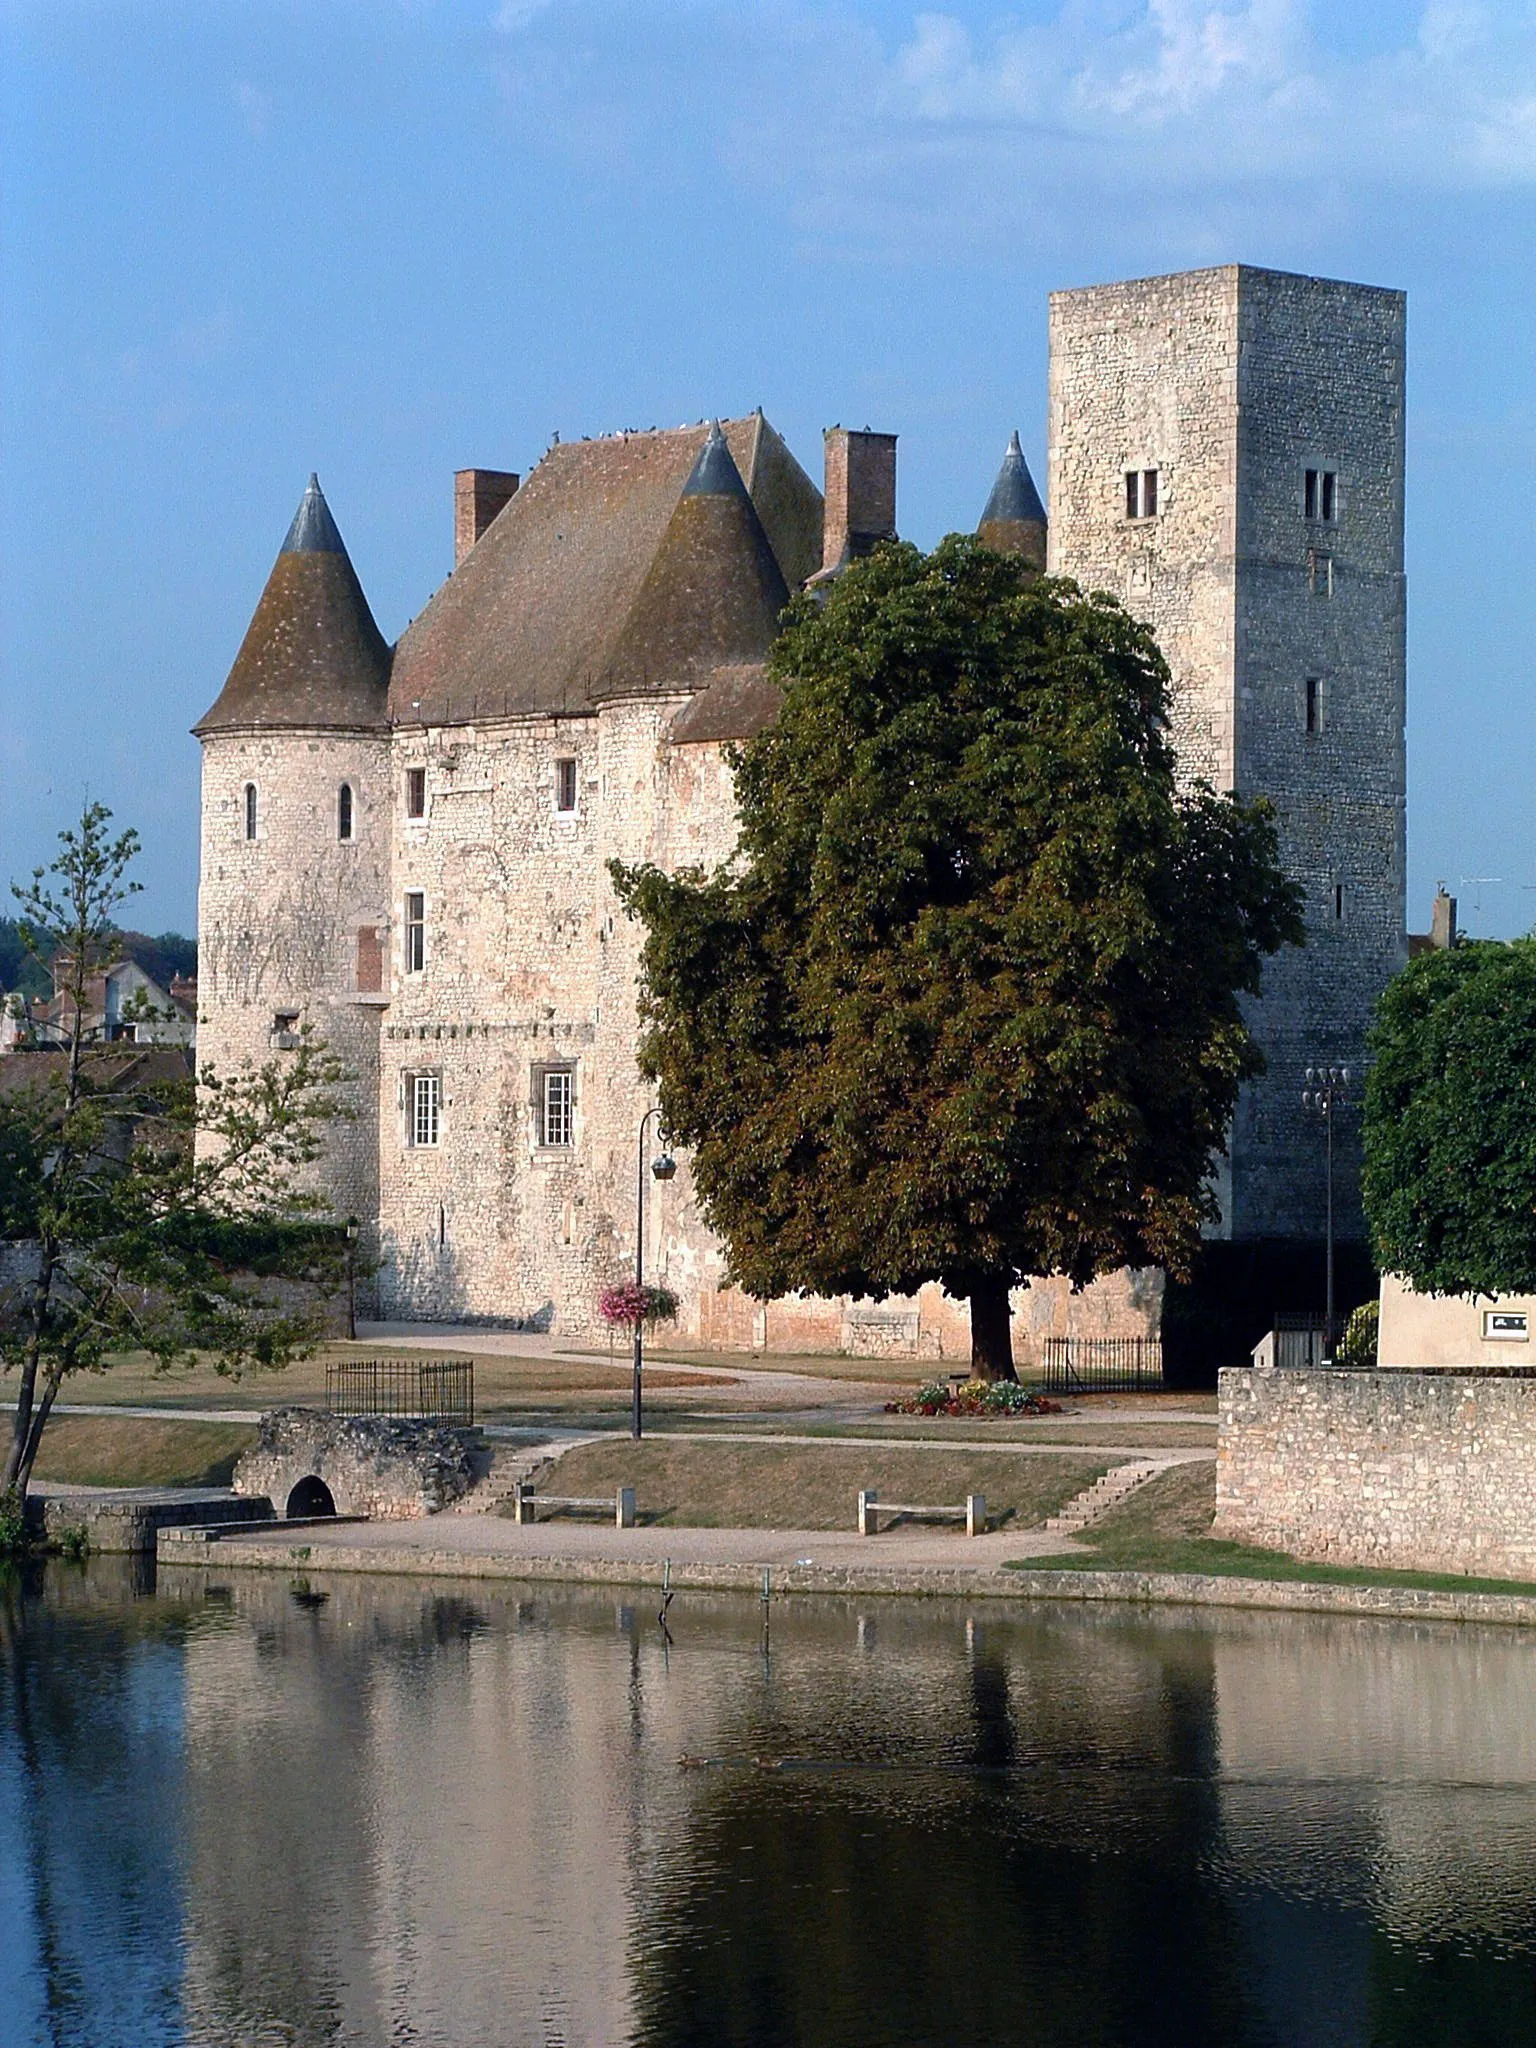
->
[1043, 1459, 1164, 1534]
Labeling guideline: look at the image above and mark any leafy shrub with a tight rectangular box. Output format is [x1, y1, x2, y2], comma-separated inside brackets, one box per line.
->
[55, 1524, 90, 1562]
[0, 1490, 26, 1557]
[1335, 1299, 1379, 1371]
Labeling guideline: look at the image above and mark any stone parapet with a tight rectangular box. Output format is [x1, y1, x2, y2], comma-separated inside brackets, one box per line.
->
[1216, 1367, 1536, 1577]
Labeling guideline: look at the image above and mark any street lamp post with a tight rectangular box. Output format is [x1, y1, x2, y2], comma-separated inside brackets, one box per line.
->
[345, 1216, 359, 1342]
[1300, 1066, 1350, 1359]
[632, 1107, 677, 1440]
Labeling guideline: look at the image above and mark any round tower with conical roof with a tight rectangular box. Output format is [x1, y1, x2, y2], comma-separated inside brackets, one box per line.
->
[194, 475, 391, 1245]
[977, 431, 1047, 570]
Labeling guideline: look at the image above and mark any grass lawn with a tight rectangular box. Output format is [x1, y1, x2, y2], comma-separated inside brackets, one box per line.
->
[1007, 1461, 1536, 1599]
[28, 1415, 259, 1490]
[535, 1438, 1112, 1530]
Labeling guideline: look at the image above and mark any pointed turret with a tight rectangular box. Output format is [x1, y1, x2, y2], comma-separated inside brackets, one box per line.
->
[194, 476, 391, 733]
[599, 422, 790, 696]
[977, 431, 1047, 571]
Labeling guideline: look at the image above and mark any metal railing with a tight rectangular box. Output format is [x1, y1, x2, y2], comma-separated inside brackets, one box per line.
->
[325, 1358, 475, 1426]
[1272, 1315, 1329, 1370]
[1039, 1336, 1164, 1394]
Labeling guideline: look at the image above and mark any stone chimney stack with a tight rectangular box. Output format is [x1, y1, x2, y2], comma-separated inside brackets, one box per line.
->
[819, 428, 896, 575]
[454, 469, 520, 567]
[1430, 888, 1458, 950]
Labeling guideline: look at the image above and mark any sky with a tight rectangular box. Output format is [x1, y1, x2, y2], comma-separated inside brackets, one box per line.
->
[2, 0, 1535, 938]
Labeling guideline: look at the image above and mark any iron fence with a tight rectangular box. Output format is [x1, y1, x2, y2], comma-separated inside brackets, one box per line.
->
[326, 1358, 475, 1426]
[1272, 1315, 1329, 1370]
[1039, 1336, 1164, 1394]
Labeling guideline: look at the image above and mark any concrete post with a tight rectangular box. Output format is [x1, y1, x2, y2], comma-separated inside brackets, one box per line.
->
[616, 1486, 636, 1530]
[858, 1488, 878, 1536]
[967, 1494, 987, 1538]
[514, 1481, 535, 1525]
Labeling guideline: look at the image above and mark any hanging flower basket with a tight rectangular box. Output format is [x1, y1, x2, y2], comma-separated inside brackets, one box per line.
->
[598, 1281, 679, 1330]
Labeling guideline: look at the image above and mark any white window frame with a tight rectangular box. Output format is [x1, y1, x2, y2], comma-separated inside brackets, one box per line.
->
[1125, 468, 1159, 521]
[404, 891, 426, 974]
[539, 1066, 575, 1148]
[554, 757, 579, 815]
[409, 1071, 441, 1149]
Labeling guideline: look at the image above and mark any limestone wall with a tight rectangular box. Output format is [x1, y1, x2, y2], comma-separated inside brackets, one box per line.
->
[1048, 265, 1407, 1242]
[1215, 1367, 1536, 1577]
[197, 730, 389, 1243]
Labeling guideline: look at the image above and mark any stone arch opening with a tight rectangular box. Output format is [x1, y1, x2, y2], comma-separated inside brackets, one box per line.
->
[286, 1474, 337, 1519]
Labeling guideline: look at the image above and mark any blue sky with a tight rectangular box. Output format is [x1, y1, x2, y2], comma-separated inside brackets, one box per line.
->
[2, 0, 1535, 936]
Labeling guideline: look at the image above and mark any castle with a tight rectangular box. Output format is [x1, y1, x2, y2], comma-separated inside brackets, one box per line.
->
[194, 264, 1407, 1360]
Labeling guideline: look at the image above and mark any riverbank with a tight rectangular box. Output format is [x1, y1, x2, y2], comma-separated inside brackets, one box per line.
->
[158, 1516, 1536, 1629]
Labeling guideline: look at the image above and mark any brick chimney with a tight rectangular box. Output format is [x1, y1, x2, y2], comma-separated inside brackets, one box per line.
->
[454, 469, 519, 567]
[819, 428, 896, 575]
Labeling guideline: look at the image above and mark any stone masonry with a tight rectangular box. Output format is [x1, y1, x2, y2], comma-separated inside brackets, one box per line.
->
[1049, 266, 1407, 1239]
[1216, 1368, 1536, 1579]
[233, 1407, 487, 1520]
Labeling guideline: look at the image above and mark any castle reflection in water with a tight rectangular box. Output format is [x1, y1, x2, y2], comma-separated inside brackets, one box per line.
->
[5, 1563, 1536, 2048]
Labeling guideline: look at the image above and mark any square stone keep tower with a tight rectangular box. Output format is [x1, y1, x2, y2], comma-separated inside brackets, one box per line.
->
[1048, 265, 1407, 1241]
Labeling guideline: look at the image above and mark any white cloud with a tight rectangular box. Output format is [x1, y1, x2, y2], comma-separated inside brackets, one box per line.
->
[495, 0, 555, 30]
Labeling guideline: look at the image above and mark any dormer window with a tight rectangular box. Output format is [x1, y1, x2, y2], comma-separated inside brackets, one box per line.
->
[244, 784, 258, 841]
[338, 783, 354, 841]
[1125, 468, 1159, 520]
[1305, 469, 1338, 523]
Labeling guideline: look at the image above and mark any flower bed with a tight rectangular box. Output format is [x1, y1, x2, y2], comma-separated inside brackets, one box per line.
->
[886, 1377, 1062, 1418]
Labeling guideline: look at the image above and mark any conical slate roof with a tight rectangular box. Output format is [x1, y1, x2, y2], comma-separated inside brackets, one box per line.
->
[596, 422, 791, 699]
[194, 476, 391, 734]
[977, 432, 1047, 566]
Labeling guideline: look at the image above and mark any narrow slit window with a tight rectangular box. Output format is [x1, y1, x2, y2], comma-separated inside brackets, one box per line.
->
[338, 783, 354, 841]
[404, 891, 426, 973]
[555, 757, 578, 814]
[1305, 469, 1338, 523]
[410, 1072, 440, 1148]
[1309, 550, 1334, 597]
[1334, 883, 1345, 922]
[244, 784, 258, 841]
[406, 767, 426, 819]
[541, 1068, 574, 1147]
[1305, 678, 1321, 734]
[437, 1201, 447, 1248]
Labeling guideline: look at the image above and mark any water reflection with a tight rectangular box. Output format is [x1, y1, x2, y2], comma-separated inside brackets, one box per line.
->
[4, 1562, 1536, 2046]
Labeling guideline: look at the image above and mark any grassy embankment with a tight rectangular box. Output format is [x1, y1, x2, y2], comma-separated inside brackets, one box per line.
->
[1010, 1461, 1536, 1599]
[28, 1415, 258, 1489]
[528, 1438, 1112, 1531]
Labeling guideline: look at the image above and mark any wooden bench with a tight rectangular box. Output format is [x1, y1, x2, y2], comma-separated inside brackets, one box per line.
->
[514, 1482, 636, 1529]
[857, 1488, 987, 1537]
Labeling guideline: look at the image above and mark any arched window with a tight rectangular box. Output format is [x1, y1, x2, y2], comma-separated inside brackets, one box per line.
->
[338, 783, 354, 841]
[244, 783, 258, 841]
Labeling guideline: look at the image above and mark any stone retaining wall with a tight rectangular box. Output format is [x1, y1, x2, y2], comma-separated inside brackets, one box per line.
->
[1216, 1368, 1536, 1578]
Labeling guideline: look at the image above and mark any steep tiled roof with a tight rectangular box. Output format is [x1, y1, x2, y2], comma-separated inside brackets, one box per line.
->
[598, 423, 790, 701]
[977, 432, 1048, 561]
[667, 664, 784, 746]
[195, 477, 391, 735]
[389, 415, 820, 726]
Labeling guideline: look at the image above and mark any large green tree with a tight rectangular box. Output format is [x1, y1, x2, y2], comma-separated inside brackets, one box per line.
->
[2, 804, 348, 1504]
[1363, 939, 1536, 1295]
[615, 539, 1304, 1378]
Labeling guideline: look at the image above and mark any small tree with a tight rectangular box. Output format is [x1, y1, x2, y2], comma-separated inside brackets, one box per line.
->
[1364, 939, 1536, 1295]
[615, 540, 1303, 1378]
[1, 804, 349, 1503]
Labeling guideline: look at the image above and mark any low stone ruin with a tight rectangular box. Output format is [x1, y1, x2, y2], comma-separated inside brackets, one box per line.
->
[234, 1407, 490, 1521]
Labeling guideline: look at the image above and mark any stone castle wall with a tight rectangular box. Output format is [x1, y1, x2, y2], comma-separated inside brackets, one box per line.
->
[1215, 1368, 1536, 1578]
[1048, 265, 1406, 1241]
[197, 729, 388, 1239]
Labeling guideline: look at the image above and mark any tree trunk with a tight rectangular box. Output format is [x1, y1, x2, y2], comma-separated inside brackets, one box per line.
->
[969, 1274, 1017, 1382]
[15, 1369, 63, 1500]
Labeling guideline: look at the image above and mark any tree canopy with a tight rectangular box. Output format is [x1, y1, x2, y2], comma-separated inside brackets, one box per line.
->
[615, 538, 1304, 1377]
[2, 804, 347, 1505]
[1364, 939, 1536, 1296]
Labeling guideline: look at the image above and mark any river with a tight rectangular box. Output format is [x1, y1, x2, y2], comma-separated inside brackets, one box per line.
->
[3, 1557, 1535, 2046]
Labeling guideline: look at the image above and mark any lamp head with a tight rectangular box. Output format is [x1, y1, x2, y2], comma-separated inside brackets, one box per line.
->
[652, 1153, 678, 1183]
